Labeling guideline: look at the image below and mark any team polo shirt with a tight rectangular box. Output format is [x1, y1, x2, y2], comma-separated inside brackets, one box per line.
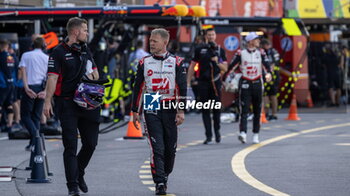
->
[19, 49, 48, 85]
[47, 43, 97, 97]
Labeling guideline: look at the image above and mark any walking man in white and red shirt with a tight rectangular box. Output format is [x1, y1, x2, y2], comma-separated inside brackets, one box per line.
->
[225, 32, 272, 144]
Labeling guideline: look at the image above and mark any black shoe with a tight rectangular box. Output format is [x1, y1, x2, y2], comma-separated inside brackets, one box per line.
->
[25, 144, 33, 152]
[328, 103, 336, 107]
[203, 139, 213, 145]
[78, 176, 88, 193]
[155, 183, 167, 195]
[2, 126, 11, 133]
[68, 189, 80, 196]
[215, 136, 221, 143]
[268, 115, 278, 121]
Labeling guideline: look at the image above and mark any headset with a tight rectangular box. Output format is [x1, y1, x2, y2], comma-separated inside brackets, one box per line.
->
[61, 37, 89, 83]
[63, 37, 87, 53]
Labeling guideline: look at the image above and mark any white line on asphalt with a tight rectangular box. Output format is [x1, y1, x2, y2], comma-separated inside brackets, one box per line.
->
[0, 176, 12, 182]
[0, 167, 13, 172]
[231, 122, 350, 196]
[0, 137, 8, 141]
[334, 143, 350, 146]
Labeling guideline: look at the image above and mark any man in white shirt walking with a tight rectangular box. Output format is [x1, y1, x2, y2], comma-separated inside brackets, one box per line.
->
[19, 37, 48, 150]
[128, 40, 149, 69]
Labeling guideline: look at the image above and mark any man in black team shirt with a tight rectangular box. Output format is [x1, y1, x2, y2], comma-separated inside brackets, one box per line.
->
[187, 28, 227, 144]
[43, 17, 99, 196]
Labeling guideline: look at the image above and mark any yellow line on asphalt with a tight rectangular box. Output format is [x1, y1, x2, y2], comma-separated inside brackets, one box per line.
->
[142, 180, 154, 185]
[47, 139, 60, 142]
[187, 142, 199, 146]
[231, 122, 350, 196]
[148, 187, 155, 191]
[301, 135, 327, 137]
[139, 175, 152, 179]
[139, 170, 151, 174]
[140, 133, 237, 195]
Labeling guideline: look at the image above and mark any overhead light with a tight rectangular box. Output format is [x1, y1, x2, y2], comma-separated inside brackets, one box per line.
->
[240, 31, 264, 36]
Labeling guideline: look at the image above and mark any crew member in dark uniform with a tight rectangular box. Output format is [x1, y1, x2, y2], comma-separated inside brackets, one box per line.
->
[43, 17, 100, 196]
[187, 28, 227, 144]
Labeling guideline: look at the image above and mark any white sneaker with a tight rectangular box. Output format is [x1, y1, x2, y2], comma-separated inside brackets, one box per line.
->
[238, 132, 247, 144]
[247, 114, 254, 121]
[252, 134, 260, 144]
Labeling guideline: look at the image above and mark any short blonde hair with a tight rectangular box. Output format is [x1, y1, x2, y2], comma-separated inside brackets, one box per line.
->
[151, 28, 170, 41]
[66, 17, 87, 35]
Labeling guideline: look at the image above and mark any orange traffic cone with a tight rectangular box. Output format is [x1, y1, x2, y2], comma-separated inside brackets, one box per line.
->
[260, 107, 268, 124]
[285, 94, 301, 121]
[306, 91, 314, 108]
[123, 112, 144, 139]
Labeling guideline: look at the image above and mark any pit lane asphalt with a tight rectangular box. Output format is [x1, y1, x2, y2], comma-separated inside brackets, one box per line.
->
[0, 107, 349, 196]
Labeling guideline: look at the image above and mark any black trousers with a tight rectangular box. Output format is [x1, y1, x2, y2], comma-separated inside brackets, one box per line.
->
[198, 80, 221, 140]
[144, 109, 177, 184]
[56, 97, 100, 190]
[20, 85, 44, 146]
[239, 78, 263, 133]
